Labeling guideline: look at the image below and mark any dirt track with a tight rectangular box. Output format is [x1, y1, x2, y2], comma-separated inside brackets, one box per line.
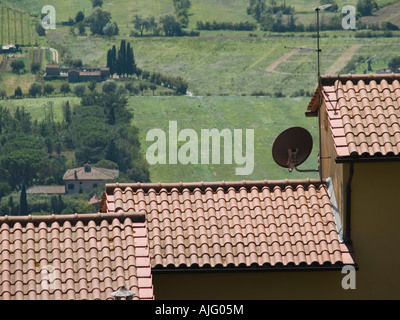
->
[265, 48, 298, 73]
[265, 44, 363, 76]
[325, 44, 363, 75]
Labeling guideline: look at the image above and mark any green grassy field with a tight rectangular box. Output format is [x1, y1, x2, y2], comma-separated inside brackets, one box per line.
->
[0, 71, 37, 96]
[44, 32, 400, 97]
[0, 4, 38, 45]
[0, 46, 54, 96]
[129, 95, 319, 182]
[4, 0, 400, 99]
[2, 0, 400, 185]
[0, 95, 318, 182]
[4, 0, 398, 24]
[0, 96, 79, 121]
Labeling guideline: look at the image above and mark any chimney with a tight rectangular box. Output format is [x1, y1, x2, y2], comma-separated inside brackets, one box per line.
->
[84, 163, 91, 173]
[110, 286, 136, 300]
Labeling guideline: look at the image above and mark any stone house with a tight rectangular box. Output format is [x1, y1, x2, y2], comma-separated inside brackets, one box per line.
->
[63, 163, 119, 194]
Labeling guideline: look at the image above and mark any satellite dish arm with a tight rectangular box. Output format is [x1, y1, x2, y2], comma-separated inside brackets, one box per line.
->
[287, 148, 319, 173]
[294, 166, 319, 173]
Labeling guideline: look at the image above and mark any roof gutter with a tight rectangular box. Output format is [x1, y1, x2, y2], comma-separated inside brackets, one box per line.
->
[336, 156, 400, 163]
[151, 264, 358, 274]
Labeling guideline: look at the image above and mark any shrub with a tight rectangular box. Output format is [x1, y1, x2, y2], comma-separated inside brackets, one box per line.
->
[75, 11, 85, 23]
[0, 88, 6, 99]
[60, 83, 71, 96]
[31, 62, 41, 74]
[273, 91, 285, 98]
[94, 159, 118, 169]
[196, 20, 256, 31]
[14, 86, 23, 98]
[91, 0, 103, 8]
[102, 80, 117, 93]
[44, 83, 55, 96]
[73, 83, 86, 97]
[61, 207, 74, 215]
[29, 82, 42, 97]
[10, 60, 25, 74]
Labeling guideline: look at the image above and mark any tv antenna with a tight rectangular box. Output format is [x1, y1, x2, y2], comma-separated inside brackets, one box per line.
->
[279, 4, 332, 177]
[284, 4, 332, 85]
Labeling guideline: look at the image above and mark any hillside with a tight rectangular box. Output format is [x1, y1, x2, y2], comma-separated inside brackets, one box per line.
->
[1, 95, 319, 182]
[361, 2, 400, 27]
[2, 0, 400, 185]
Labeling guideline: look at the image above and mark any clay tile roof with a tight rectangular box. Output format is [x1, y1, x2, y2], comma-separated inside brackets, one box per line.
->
[26, 185, 65, 194]
[0, 212, 153, 300]
[100, 179, 354, 270]
[63, 166, 119, 181]
[46, 64, 60, 69]
[79, 71, 101, 76]
[307, 74, 400, 158]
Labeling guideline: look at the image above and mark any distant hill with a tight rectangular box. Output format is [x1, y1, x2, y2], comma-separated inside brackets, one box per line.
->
[3, 0, 400, 32]
[361, 2, 400, 27]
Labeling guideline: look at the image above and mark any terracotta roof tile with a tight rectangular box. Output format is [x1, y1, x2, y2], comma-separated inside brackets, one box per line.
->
[63, 166, 119, 181]
[308, 74, 400, 158]
[100, 180, 354, 270]
[0, 212, 153, 300]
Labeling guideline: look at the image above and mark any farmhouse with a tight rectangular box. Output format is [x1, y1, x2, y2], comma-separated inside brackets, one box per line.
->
[67, 68, 110, 82]
[77, 70, 101, 82]
[63, 163, 119, 194]
[1, 74, 400, 300]
[43, 64, 62, 80]
[44, 65, 110, 82]
[45, 64, 60, 76]
[0, 44, 17, 54]
[67, 69, 80, 82]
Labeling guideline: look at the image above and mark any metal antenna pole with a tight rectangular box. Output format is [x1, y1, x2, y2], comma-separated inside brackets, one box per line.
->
[316, 7, 321, 83]
[282, 4, 332, 178]
[316, 6, 322, 180]
[313, 4, 331, 180]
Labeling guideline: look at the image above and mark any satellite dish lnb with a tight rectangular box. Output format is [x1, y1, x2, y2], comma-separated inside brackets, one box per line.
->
[272, 127, 315, 172]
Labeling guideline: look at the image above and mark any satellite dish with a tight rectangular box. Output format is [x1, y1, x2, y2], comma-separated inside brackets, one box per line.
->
[272, 127, 314, 172]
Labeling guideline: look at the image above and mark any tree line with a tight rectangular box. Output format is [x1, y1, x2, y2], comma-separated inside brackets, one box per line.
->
[49, 1, 120, 38]
[196, 20, 257, 31]
[245, 0, 396, 33]
[131, 0, 199, 37]
[132, 14, 199, 37]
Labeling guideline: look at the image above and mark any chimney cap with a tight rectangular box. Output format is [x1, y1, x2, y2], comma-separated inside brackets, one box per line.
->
[111, 286, 136, 300]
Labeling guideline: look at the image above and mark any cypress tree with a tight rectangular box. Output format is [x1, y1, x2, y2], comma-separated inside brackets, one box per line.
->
[106, 138, 119, 163]
[126, 42, 136, 77]
[19, 184, 28, 215]
[115, 51, 122, 77]
[111, 45, 117, 75]
[107, 49, 114, 74]
[63, 101, 72, 124]
[8, 196, 14, 215]
[106, 41, 136, 77]
[58, 194, 65, 213]
[117, 39, 126, 77]
[126, 42, 131, 76]
[50, 196, 58, 213]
